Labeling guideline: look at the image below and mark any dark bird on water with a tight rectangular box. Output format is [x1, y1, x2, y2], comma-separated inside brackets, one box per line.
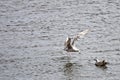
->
[94, 59, 109, 67]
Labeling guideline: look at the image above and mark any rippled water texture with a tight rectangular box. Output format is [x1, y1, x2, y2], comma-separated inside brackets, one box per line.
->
[0, 0, 120, 80]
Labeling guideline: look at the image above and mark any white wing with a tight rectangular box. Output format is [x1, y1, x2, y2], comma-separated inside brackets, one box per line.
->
[72, 29, 89, 45]
[64, 37, 72, 50]
[64, 37, 69, 48]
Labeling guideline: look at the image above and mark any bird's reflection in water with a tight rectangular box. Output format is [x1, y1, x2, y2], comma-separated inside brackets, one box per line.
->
[63, 59, 74, 80]
[96, 65, 108, 70]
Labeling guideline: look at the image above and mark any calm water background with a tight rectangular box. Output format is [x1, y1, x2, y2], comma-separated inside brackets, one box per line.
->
[0, 0, 120, 80]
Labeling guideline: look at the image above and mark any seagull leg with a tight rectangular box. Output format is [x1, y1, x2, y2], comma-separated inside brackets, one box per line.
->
[66, 52, 72, 59]
[69, 52, 71, 58]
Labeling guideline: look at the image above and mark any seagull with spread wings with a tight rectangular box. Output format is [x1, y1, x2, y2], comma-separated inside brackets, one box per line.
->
[64, 29, 89, 53]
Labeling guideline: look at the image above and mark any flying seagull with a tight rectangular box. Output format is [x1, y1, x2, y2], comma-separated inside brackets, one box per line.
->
[64, 29, 89, 53]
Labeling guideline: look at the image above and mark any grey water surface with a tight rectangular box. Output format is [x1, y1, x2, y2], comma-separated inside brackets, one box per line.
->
[0, 0, 120, 80]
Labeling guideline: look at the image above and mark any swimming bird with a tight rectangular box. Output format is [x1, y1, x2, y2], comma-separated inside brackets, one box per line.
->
[64, 29, 89, 53]
[94, 59, 109, 67]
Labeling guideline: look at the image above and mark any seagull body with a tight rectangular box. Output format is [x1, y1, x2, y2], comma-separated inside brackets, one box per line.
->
[64, 29, 89, 53]
[94, 59, 108, 67]
[64, 37, 79, 52]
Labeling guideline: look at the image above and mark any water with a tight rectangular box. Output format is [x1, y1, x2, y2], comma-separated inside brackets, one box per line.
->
[0, 0, 120, 80]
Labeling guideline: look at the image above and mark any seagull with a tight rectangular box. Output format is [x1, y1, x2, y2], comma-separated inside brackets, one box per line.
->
[64, 29, 89, 53]
[94, 59, 109, 67]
